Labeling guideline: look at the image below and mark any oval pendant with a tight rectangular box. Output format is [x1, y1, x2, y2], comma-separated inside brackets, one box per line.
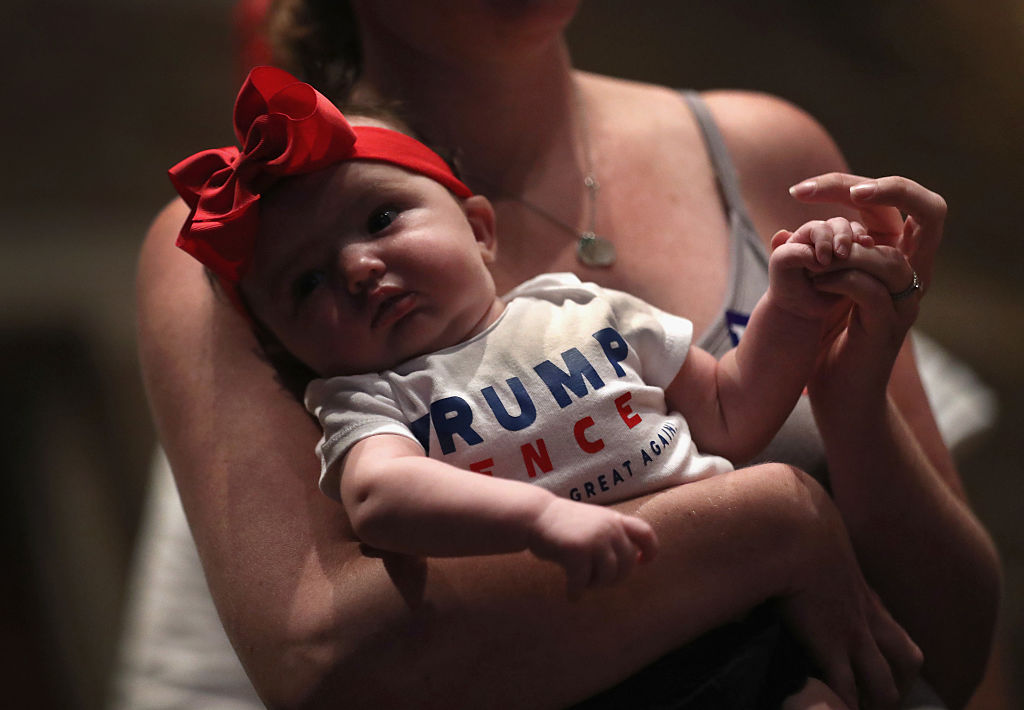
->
[576, 232, 616, 268]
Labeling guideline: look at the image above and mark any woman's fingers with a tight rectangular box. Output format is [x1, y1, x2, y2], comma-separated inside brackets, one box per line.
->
[790, 173, 905, 240]
[821, 660, 859, 710]
[852, 634, 902, 710]
[849, 175, 947, 234]
[814, 243, 917, 301]
[867, 589, 924, 698]
[850, 176, 945, 291]
[789, 173, 947, 288]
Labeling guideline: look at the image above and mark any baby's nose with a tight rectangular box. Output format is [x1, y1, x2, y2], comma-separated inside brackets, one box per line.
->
[341, 244, 386, 295]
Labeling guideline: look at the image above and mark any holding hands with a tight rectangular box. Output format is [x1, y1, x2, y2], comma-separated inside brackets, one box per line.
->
[768, 214, 918, 328]
[787, 174, 943, 400]
[789, 173, 945, 292]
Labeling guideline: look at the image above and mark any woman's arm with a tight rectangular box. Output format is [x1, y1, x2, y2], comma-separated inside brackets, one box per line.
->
[340, 434, 658, 598]
[812, 349, 1000, 709]
[137, 198, 915, 709]
[794, 173, 1002, 708]
[708, 91, 1002, 706]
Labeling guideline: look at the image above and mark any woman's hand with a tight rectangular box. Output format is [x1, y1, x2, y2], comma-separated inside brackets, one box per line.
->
[787, 174, 944, 397]
[810, 241, 919, 398]
[781, 503, 923, 710]
[765, 464, 923, 710]
[788, 173, 946, 290]
[785, 175, 1001, 707]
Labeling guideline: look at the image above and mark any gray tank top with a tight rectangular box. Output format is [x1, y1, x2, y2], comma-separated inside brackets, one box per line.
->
[682, 91, 827, 477]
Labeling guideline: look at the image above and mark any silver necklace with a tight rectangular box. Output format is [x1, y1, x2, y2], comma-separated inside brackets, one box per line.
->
[475, 83, 617, 268]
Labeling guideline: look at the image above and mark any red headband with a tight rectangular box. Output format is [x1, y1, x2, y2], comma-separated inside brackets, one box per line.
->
[169, 66, 472, 287]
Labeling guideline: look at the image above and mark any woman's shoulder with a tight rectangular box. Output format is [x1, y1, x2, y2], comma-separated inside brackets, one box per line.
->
[584, 74, 855, 235]
[137, 197, 210, 313]
[698, 90, 847, 177]
[146, 197, 191, 240]
[582, 75, 845, 175]
[140, 198, 191, 278]
[698, 89, 857, 234]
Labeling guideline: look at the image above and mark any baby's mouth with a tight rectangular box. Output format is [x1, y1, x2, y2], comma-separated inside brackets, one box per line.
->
[371, 290, 416, 329]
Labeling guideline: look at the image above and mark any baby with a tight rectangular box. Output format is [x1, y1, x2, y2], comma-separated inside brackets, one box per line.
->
[171, 67, 901, 602]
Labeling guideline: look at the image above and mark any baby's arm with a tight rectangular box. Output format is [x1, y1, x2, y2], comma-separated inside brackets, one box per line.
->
[666, 218, 872, 463]
[339, 433, 658, 598]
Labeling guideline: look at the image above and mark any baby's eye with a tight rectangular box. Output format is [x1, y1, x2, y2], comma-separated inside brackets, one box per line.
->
[367, 206, 400, 234]
[292, 269, 326, 302]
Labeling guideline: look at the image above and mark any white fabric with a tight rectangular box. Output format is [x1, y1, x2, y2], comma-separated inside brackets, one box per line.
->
[912, 331, 998, 454]
[108, 451, 262, 710]
[306, 273, 733, 505]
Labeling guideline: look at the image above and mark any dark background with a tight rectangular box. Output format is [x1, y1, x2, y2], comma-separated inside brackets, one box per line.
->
[1, 1, 1020, 708]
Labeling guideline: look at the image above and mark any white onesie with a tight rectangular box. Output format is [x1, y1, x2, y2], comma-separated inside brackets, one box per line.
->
[305, 273, 733, 505]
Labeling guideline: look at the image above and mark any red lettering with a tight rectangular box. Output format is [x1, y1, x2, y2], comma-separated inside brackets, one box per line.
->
[573, 416, 605, 453]
[615, 392, 642, 429]
[469, 458, 495, 476]
[521, 438, 553, 478]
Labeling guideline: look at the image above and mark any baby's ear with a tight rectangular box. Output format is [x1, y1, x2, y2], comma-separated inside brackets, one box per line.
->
[464, 195, 498, 262]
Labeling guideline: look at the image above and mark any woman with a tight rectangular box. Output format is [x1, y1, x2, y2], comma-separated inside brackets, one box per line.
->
[132, 1, 1000, 707]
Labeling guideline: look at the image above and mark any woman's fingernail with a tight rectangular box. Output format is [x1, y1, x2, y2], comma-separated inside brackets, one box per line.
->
[850, 182, 877, 199]
[789, 180, 817, 197]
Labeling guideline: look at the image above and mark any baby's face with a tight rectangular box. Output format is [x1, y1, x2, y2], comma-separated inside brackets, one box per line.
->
[240, 161, 499, 376]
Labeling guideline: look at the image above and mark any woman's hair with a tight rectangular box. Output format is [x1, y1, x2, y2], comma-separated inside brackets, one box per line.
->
[262, 1, 462, 168]
[266, 0, 361, 103]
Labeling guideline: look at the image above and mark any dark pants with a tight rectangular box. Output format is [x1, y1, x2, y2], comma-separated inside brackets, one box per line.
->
[570, 603, 810, 710]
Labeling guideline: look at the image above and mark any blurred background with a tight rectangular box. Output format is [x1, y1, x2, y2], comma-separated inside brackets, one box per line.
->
[1, 1, 1020, 708]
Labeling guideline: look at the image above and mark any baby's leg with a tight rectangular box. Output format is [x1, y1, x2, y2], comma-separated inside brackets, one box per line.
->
[782, 677, 851, 710]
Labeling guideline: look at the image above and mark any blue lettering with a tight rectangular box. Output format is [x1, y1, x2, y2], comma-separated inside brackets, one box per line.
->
[481, 377, 537, 431]
[409, 414, 431, 454]
[431, 396, 483, 455]
[534, 348, 605, 408]
[584, 481, 597, 498]
[570, 487, 582, 501]
[612, 468, 624, 485]
[641, 449, 653, 466]
[592, 327, 629, 377]
[598, 474, 609, 492]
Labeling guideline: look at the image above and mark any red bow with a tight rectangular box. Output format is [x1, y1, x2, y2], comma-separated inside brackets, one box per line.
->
[169, 66, 360, 282]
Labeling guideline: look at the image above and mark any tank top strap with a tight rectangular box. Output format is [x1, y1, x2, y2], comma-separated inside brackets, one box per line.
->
[681, 90, 770, 356]
[680, 90, 762, 246]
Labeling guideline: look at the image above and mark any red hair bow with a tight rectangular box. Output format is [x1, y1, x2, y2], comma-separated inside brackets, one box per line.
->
[169, 66, 470, 286]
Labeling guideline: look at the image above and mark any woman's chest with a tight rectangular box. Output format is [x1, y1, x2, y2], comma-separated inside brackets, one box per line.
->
[491, 170, 735, 336]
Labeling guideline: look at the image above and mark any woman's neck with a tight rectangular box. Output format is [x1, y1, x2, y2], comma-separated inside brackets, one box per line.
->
[352, 34, 580, 196]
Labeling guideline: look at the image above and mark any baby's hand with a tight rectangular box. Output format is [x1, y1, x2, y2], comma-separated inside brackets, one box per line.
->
[527, 498, 658, 600]
[768, 217, 878, 320]
[771, 217, 875, 267]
